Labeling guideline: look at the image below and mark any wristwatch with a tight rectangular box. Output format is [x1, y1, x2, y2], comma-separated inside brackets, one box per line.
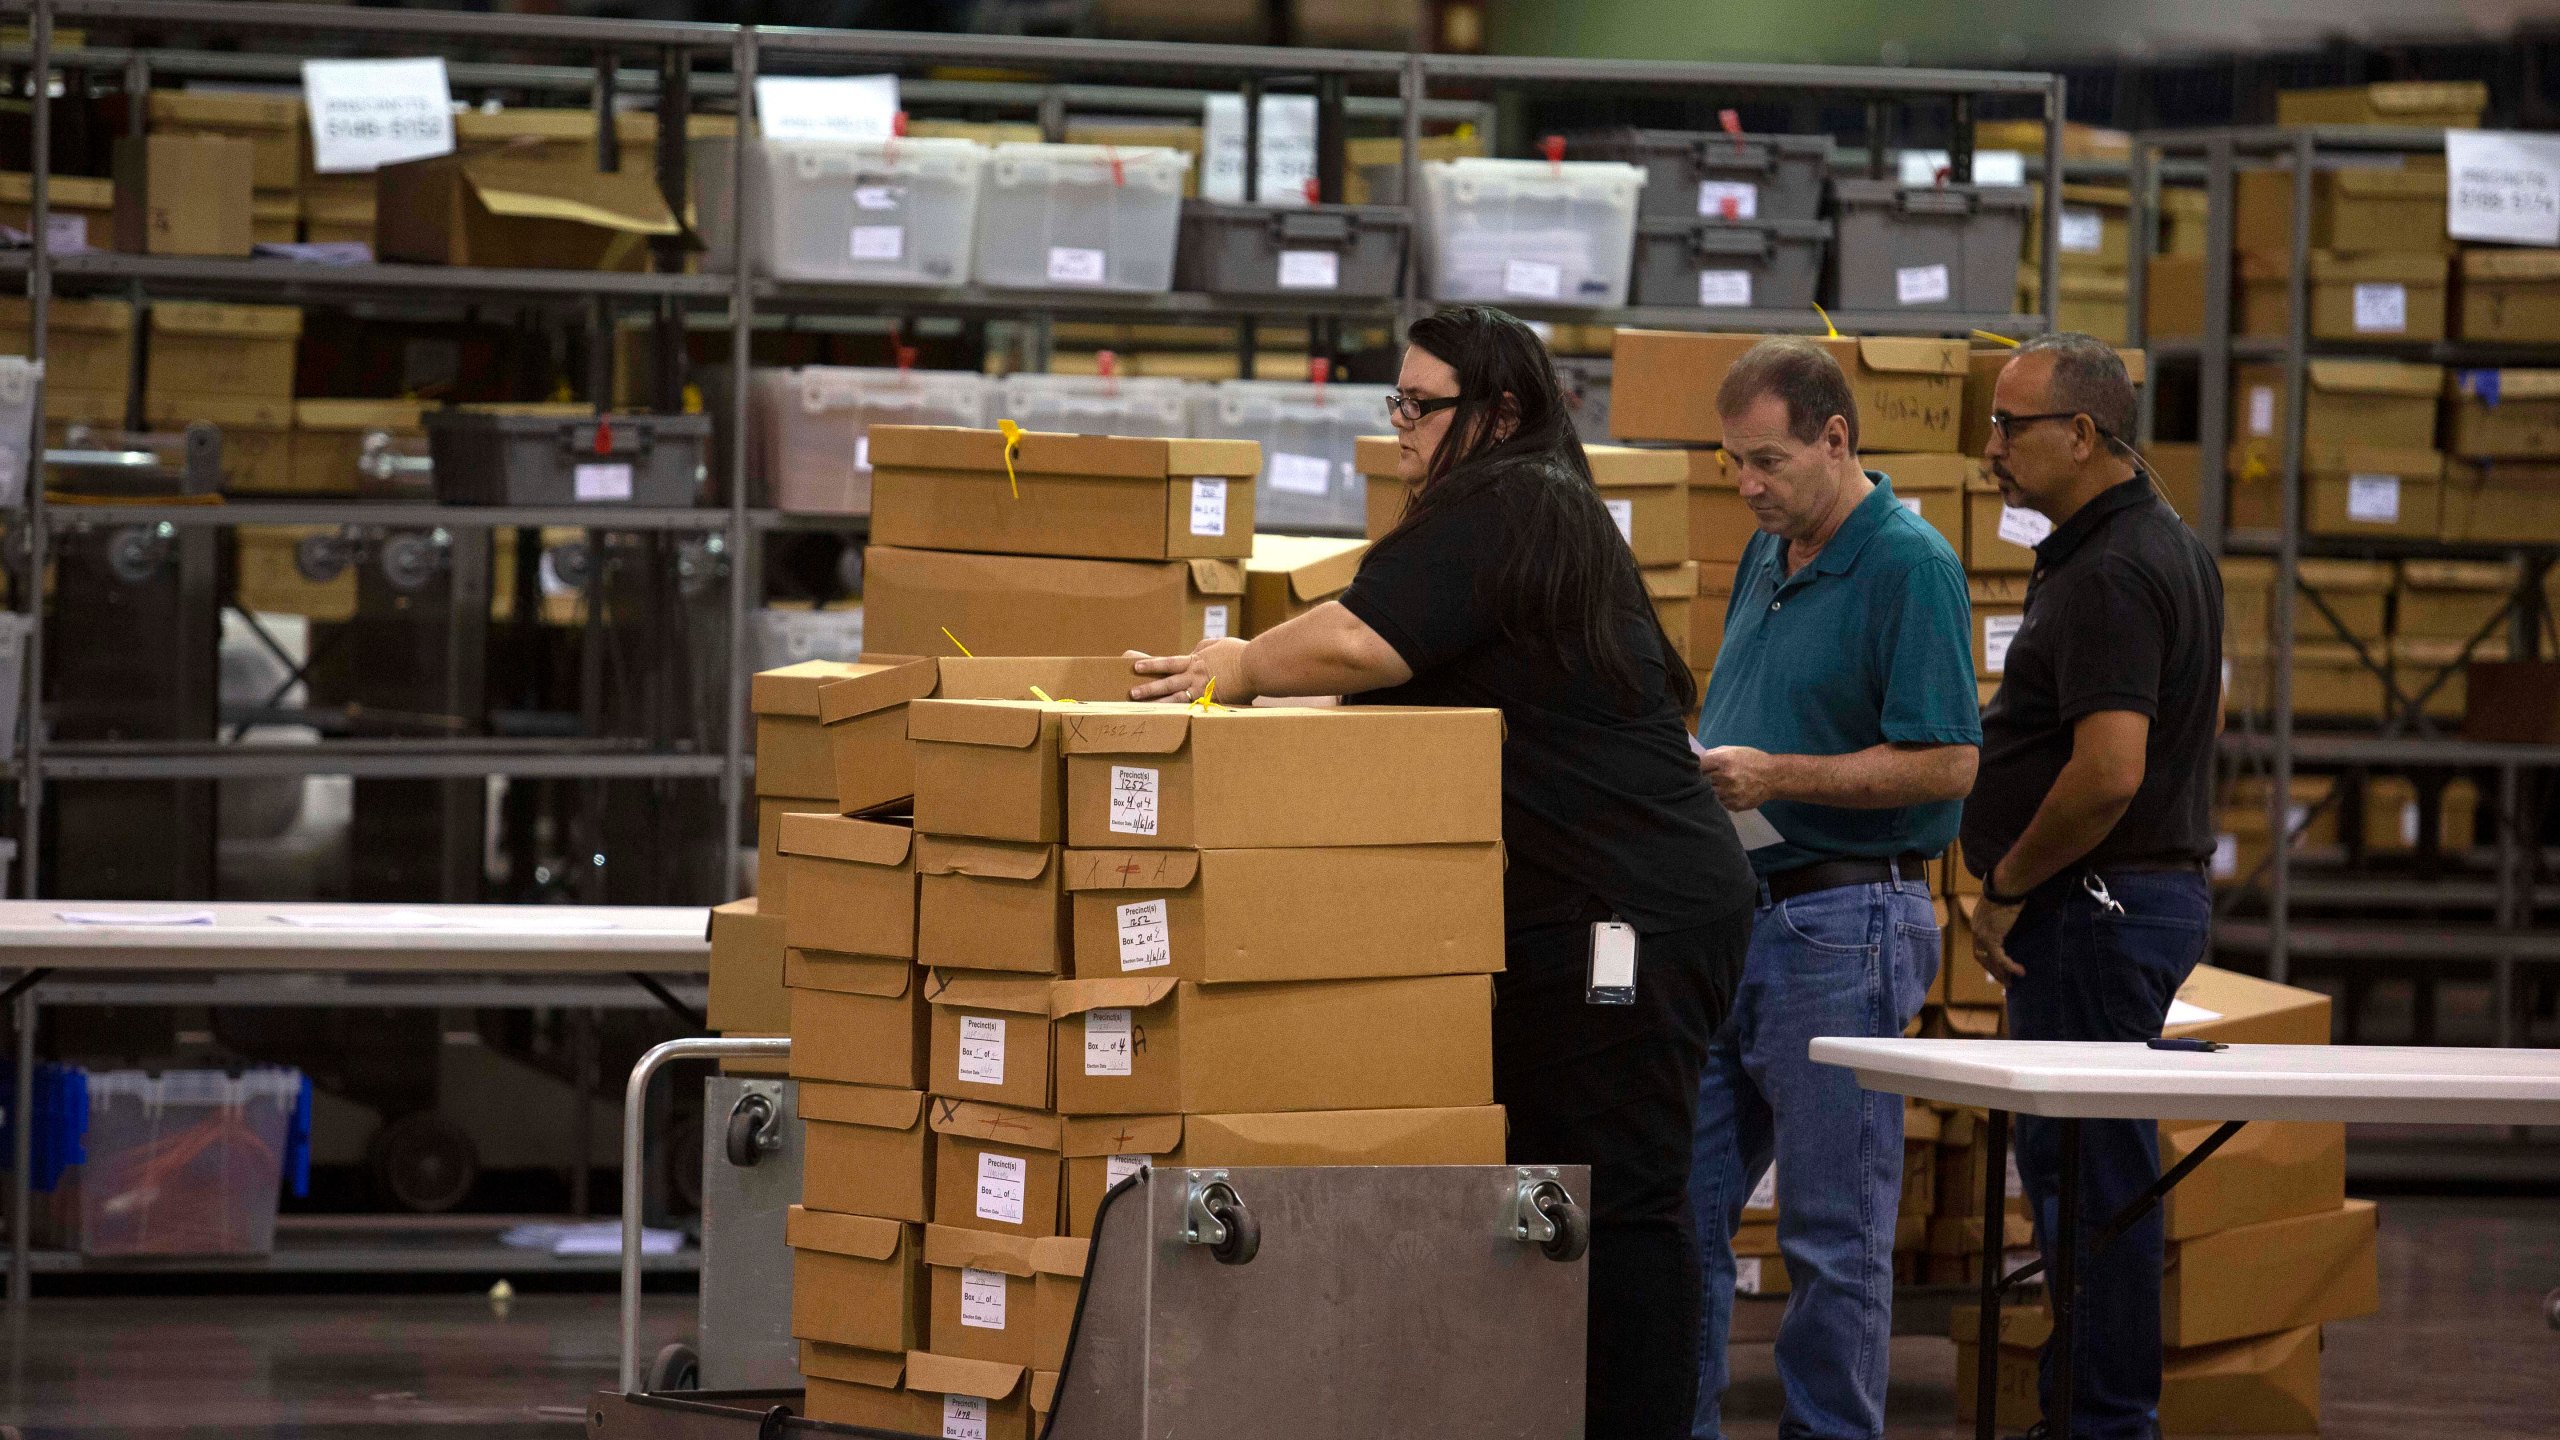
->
[1981, 870, 2032, 906]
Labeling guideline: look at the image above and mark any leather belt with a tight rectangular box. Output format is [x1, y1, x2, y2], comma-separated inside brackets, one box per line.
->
[1765, 852, 1935, 904]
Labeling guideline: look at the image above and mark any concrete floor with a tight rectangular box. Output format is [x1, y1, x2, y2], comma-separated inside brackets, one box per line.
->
[0, 1197, 2551, 1438]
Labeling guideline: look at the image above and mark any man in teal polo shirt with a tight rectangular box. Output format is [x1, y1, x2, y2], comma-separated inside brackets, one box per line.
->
[1688, 338, 1981, 1440]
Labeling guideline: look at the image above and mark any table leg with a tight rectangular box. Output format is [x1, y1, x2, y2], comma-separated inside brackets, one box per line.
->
[1974, 1107, 2010, 1440]
[8, 990, 34, 1318]
[2049, 1117, 2084, 1440]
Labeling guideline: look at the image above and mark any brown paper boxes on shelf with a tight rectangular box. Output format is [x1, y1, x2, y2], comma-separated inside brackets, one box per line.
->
[113, 134, 255, 257]
[1611, 330, 1968, 453]
[864, 547, 1248, 660]
[868, 426, 1260, 562]
[375, 110, 680, 270]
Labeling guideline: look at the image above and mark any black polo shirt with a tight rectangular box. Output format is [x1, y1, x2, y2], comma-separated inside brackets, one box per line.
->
[1961, 474, 2223, 879]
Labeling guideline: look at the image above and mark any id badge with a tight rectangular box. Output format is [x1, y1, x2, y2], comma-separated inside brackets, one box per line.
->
[1587, 921, 1638, 1005]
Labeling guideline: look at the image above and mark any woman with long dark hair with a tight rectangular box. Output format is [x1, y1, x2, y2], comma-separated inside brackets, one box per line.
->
[1128, 305, 1755, 1437]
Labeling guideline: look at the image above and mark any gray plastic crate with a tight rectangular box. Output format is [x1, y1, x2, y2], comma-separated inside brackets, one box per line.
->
[1174, 201, 1409, 299]
[425, 411, 710, 507]
[1568, 128, 1831, 223]
[1828, 180, 2033, 314]
[1631, 216, 1830, 311]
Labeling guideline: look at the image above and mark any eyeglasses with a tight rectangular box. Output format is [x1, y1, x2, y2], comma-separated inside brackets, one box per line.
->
[1990, 410, 2121, 445]
[1385, 390, 1462, 425]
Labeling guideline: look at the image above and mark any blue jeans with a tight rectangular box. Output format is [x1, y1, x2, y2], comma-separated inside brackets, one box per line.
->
[2004, 868, 2210, 1440]
[1690, 874, 1939, 1440]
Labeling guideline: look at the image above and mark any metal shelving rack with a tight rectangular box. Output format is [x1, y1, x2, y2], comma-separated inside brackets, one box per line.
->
[2127, 124, 2560, 1050]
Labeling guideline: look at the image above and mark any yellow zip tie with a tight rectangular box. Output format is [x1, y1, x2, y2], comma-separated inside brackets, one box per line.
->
[1028, 685, 1054, 702]
[1811, 302, 1840, 339]
[997, 418, 1023, 499]
[1189, 678, 1229, 712]
[1972, 329, 2022, 348]
[941, 627, 975, 657]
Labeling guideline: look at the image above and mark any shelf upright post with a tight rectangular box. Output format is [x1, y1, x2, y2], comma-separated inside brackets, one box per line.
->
[2126, 138, 2155, 446]
[17, 0, 54, 903]
[2195, 136, 2236, 556]
[1396, 52, 1422, 335]
[2268, 129, 2316, 987]
[2039, 75, 2063, 332]
[2494, 759, 2520, 1050]
[721, 25, 756, 900]
[119, 49, 148, 434]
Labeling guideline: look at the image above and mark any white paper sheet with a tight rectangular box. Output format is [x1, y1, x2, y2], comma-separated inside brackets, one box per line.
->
[1728, 807, 1785, 851]
[57, 909, 214, 926]
[272, 908, 458, 929]
[2164, 998, 2225, 1028]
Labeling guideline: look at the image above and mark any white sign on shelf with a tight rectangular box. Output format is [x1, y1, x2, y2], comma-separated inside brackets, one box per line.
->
[1202, 93, 1317, 207]
[754, 75, 900, 144]
[2445, 129, 2560, 246]
[1896, 149, 2026, 187]
[302, 58, 456, 175]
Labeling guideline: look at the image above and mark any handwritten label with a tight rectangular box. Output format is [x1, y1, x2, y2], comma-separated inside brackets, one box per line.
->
[2212, 833, 2238, 879]
[1109, 765, 1160, 836]
[1502, 260, 1563, 300]
[1048, 246, 1108, 286]
[1106, 1154, 1149, 1187]
[1997, 505, 2052, 548]
[1746, 1168, 1777, 1211]
[574, 463, 634, 502]
[960, 1267, 1008, 1329]
[2247, 386, 2276, 438]
[1735, 1256, 1766, 1295]
[2446, 129, 2560, 246]
[850, 225, 904, 261]
[2346, 473, 2401, 524]
[1189, 477, 1228, 536]
[942, 1394, 989, 1440]
[975, 1152, 1027, 1225]
[1697, 180, 1758, 220]
[755, 74, 900, 143]
[1202, 92, 1317, 207]
[957, 1015, 1006, 1087]
[854, 185, 900, 211]
[1983, 614, 2022, 675]
[1895, 263, 1951, 306]
[1202, 605, 1230, 641]
[1268, 452, 1333, 496]
[1604, 497, 1636, 545]
[1084, 1008, 1134, 1076]
[2352, 282, 2408, 334]
[2058, 208, 2105, 254]
[1278, 250, 1340, 290]
[1116, 899, 1172, 971]
[1697, 269, 1753, 307]
[302, 58, 455, 174]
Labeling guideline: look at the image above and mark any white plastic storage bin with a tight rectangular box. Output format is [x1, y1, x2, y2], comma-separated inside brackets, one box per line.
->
[1190, 380, 1395, 535]
[751, 366, 991, 515]
[997, 374, 1194, 438]
[973, 144, 1193, 293]
[1420, 159, 1647, 308]
[753, 607, 866, 673]
[695, 137, 985, 286]
[80, 1069, 300, 1257]
[0, 356, 40, 510]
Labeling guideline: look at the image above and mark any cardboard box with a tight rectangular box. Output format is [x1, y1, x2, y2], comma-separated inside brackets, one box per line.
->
[1365, 472, 1406, 539]
[1967, 575, 2028, 680]
[1645, 562, 1697, 662]
[2230, 359, 2441, 455]
[2236, 164, 2450, 258]
[2146, 254, 2208, 338]
[1941, 898, 2004, 1007]
[1589, 444, 1689, 565]
[756, 795, 830, 911]
[2446, 369, 2560, 458]
[1691, 572, 1733, 672]
[235, 524, 356, 620]
[147, 91, 303, 192]
[707, 897, 789, 1035]
[2456, 248, 2560, 342]
[302, 176, 377, 247]
[0, 171, 111, 251]
[1872, 452, 1967, 555]
[2023, 183, 2131, 270]
[2217, 557, 2392, 644]
[113, 133, 253, 256]
[777, 654, 1141, 817]
[1959, 348, 2147, 461]
[1243, 534, 1367, 638]
[1031, 1237, 1088, 1370]
[0, 297, 131, 421]
[910, 699, 1077, 844]
[787, 1207, 924, 1354]
[780, 814, 917, 959]
[752, 659, 871, 799]
[1060, 703, 1503, 850]
[2303, 450, 2445, 541]
[868, 427, 1261, 562]
[146, 301, 302, 405]
[918, 839, 1070, 977]
[2160, 1119, 2346, 1242]
[287, 398, 428, 496]
[2277, 79, 2485, 127]
[1610, 331, 1968, 453]
[863, 546, 1248, 660]
[803, 1083, 933, 1222]
[926, 970, 1056, 1110]
[2363, 773, 2479, 853]
[1049, 973, 1493, 1117]
[931, 1100, 1065, 1239]
[799, 1346, 946, 1435]
[1965, 491, 2050, 574]
[788, 950, 930, 1090]
[375, 116, 680, 270]
[902, 1352, 1034, 1440]
[1063, 843, 1503, 983]
[2441, 461, 2560, 545]
[2165, 1199, 2377, 1347]
[1686, 450, 1760, 565]
[147, 394, 292, 493]
[1956, 1307, 2323, 1435]
[2242, 250, 2449, 343]
[2164, 965, 2332, 1046]
[924, 1225, 1043, 1366]
[1058, 1106, 1508, 1238]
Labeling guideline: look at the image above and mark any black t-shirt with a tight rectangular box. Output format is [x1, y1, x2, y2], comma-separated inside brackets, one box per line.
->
[1338, 457, 1755, 933]
[1962, 475, 2224, 879]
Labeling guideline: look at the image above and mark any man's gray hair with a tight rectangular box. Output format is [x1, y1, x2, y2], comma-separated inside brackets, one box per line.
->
[2012, 332, 2138, 443]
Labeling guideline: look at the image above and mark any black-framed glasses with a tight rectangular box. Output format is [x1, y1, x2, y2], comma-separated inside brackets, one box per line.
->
[1990, 410, 2118, 444]
[1385, 390, 1462, 425]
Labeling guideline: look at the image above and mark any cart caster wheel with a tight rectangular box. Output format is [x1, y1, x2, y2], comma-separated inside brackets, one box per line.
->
[369, 1112, 479, 1214]
[1535, 1187, 1590, 1264]
[1205, 1188, 1259, 1266]
[725, 1092, 775, 1168]
[647, 1342, 699, 1393]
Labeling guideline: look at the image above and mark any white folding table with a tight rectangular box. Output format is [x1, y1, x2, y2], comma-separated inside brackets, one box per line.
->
[1809, 1038, 2560, 1440]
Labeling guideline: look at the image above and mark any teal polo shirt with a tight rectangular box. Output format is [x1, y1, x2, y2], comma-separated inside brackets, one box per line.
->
[1695, 473, 1981, 877]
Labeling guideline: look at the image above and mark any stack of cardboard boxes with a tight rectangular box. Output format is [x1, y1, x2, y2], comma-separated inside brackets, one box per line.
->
[2017, 183, 2134, 344]
[146, 91, 302, 246]
[0, 294, 132, 438]
[1239, 533, 1367, 638]
[145, 300, 303, 494]
[2442, 368, 2560, 545]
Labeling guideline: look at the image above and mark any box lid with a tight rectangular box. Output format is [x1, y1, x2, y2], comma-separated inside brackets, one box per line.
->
[1050, 976, 1180, 1018]
[800, 1342, 906, 1388]
[1246, 534, 1369, 602]
[2461, 249, 2560, 282]
[2304, 359, 2444, 398]
[1584, 445, 1688, 490]
[906, 697, 1058, 751]
[784, 948, 916, 999]
[800, 1083, 927, 1132]
[751, 659, 872, 717]
[457, 108, 662, 146]
[1031, 1371, 1061, 1410]
[1030, 1236, 1090, 1279]
[0, 296, 131, 333]
[811, 654, 939, 724]
[1062, 849, 1199, 893]
[903, 1351, 1027, 1403]
[1353, 434, 1401, 477]
[785, 1205, 907, 1261]
[1643, 561, 1700, 601]
[1187, 558, 1249, 597]
[148, 90, 302, 130]
[2308, 250, 2446, 284]
[779, 814, 914, 867]
[453, 147, 679, 239]
[145, 395, 290, 429]
[922, 1223, 1042, 1276]
[2330, 168, 2444, 200]
[870, 425, 1261, 481]
[2452, 368, 2560, 403]
[938, 656, 1149, 704]
[148, 301, 303, 340]
[923, 968, 1055, 1018]
[2301, 447, 2445, 481]
[2299, 80, 2486, 116]
[1060, 1113, 1187, 1158]
[0, 172, 110, 207]
[929, 1098, 1064, 1150]
[292, 398, 430, 432]
[2399, 559, 2518, 590]
[916, 836, 1054, 883]
[1855, 336, 1969, 377]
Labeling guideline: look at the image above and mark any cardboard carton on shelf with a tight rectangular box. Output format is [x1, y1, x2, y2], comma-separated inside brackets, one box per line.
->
[2216, 556, 2393, 645]
[706, 897, 789, 1036]
[1611, 331, 1968, 453]
[2363, 773, 2480, 854]
[113, 133, 254, 256]
[1059, 703, 1503, 850]
[2234, 163, 2450, 258]
[2221, 447, 2446, 543]
[1731, 1220, 1791, 1297]
[779, 814, 917, 961]
[147, 395, 292, 493]
[2014, 266, 2132, 346]
[301, 176, 377, 247]
[2440, 461, 2560, 546]
[2160, 1119, 2346, 1242]
[146, 302, 303, 406]
[1242, 534, 1367, 638]
[1587, 444, 1690, 566]
[802, 1082, 933, 1223]
[2021, 183, 2132, 270]
[1965, 466, 2050, 575]
[931, 1100, 1066, 1240]
[1870, 452, 1967, 558]
[2276, 79, 2486, 128]
[923, 1225, 1043, 1367]
[1049, 973, 1494, 1117]
[0, 172, 111, 251]
[1966, 575, 2028, 682]
[2148, 443, 2204, 527]
[1057, 1106, 1508, 1238]
[1646, 562, 1699, 663]
[0, 297, 132, 420]
[252, 192, 297, 245]
[787, 948, 930, 1090]
[146, 90, 303, 192]
[786, 1206, 925, 1355]
[2395, 559, 2519, 640]
[2229, 359, 2442, 456]
[375, 110, 680, 271]
[286, 399, 429, 496]
[862, 546, 1247, 660]
[902, 1352, 1035, 1440]
[2445, 369, 2560, 459]
[926, 969, 1057, 1111]
[2239, 250, 2449, 343]
[2455, 249, 2560, 343]
[1030, 1237, 1088, 1371]
[867, 427, 1261, 563]
[799, 1346, 945, 1435]
[2145, 254, 2207, 338]
[2165, 964, 2332, 1046]
[2165, 1199, 2378, 1347]
[917, 839, 1072, 977]
[1956, 1306, 2324, 1435]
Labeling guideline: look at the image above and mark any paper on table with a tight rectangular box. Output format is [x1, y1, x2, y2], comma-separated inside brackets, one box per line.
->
[273, 908, 459, 929]
[501, 1221, 681, 1256]
[57, 909, 215, 926]
[1728, 807, 1785, 851]
[457, 912, 621, 933]
[2164, 999, 2224, 1028]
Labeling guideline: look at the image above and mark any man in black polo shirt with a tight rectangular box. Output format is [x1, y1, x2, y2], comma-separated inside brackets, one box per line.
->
[1960, 332, 2222, 1440]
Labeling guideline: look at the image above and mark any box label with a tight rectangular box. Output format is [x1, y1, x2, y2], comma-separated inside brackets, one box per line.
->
[1048, 246, 1109, 285]
[302, 57, 456, 174]
[1604, 497, 1636, 545]
[850, 225, 905, 261]
[44, 214, 87, 252]
[1502, 260, 1563, 301]
[1189, 477, 1228, 536]
[1278, 249, 1341, 291]
[1900, 496, 1924, 516]
[1996, 505, 2052, 548]
[2346, 472, 2402, 524]
[2401, 801, 2422, 847]
[855, 434, 872, 472]
[2445, 129, 2560, 246]
[1746, 1167, 1777, 1211]
[957, 1015, 1007, 1087]
[755, 74, 899, 143]
[1895, 263, 1951, 306]
[1697, 180, 1758, 220]
[1696, 269, 1754, 307]
[2352, 282, 2408, 334]
[942, 1393, 989, 1440]
[960, 1267, 1009, 1329]
[853, 185, 901, 211]
[1202, 604, 1230, 641]
[2058, 207, 2104, 254]
[1107, 1154, 1149, 1188]
[975, 1152, 1027, 1225]
[1983, 614, 2022, 674]
[574, 463, 634, 503]
[1083, 1007, 1134, 1076]
[1735, 1255, 1765, 1295]
[2247, 386, 2276, 438]
[1108, 765, 1160, 836]
[1269, 452, 1333, 496]
[1115, 898, 1172, 971]
[2212, 833, 2238, 879]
